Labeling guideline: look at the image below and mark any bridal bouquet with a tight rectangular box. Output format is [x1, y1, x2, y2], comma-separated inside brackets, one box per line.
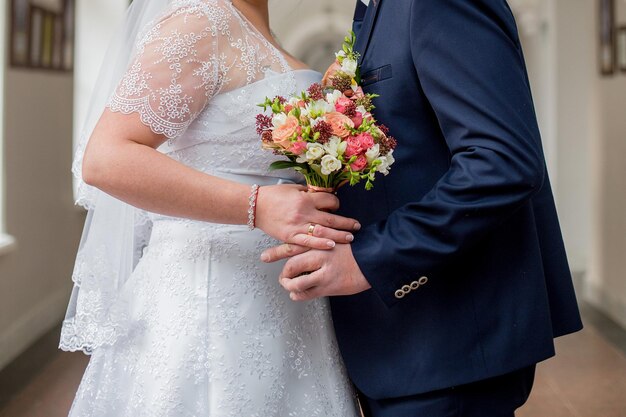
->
[256, 32, 396, 192]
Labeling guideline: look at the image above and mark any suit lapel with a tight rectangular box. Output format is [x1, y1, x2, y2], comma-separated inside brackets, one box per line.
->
[354, 0, 383, 65]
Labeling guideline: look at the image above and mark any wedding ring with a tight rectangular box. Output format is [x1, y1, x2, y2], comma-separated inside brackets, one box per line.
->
[307, 224, 316, 236]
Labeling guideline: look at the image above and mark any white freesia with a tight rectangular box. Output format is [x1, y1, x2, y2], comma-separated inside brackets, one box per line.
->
[288, 96, 301, 107]
[365, 144, 380, 163]
[356, 105, 368, 115]
[326, 90, 343, 105]
[271, 113, 287, 128]
[376, 150, 395, 175]
[341, 58, 358, 77]
[324, 136, 347, 158]
[335, 50, 347, 60]
[303, 99, 334, 119]
[321, 155, 343, 175]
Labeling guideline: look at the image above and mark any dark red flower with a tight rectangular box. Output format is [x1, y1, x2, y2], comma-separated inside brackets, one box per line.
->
[307, 83, 324, 101]
[256, 114, 273, 135]
[380, 135, 397, 154]
[312, 121, 333, 144]
[261, 130, 273, 144]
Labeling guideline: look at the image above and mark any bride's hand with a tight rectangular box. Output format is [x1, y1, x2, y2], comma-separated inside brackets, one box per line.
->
[255, 184, 361, 250]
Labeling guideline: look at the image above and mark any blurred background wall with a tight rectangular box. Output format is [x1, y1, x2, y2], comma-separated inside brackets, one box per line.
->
[0, 0, 625, 376]
[0, 0, 83, 371]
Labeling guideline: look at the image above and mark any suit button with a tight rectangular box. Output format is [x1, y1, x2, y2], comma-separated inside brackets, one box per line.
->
[402, 285, 411, 293]
[410, 281, 420, 290]
[418, 276, 429, 285]
[395, 290, 406, 299]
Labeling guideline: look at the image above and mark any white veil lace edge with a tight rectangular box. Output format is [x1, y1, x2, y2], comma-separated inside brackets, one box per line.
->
[61, 0, 175, 354]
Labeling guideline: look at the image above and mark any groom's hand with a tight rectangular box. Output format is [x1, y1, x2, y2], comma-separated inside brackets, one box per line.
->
[264, 243, 371, 301]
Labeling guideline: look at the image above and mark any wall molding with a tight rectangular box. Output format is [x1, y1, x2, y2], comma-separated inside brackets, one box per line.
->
[0, 288, 69, 372]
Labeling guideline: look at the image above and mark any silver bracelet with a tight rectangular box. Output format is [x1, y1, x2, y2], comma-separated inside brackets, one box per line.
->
[247, 184, 260, 230]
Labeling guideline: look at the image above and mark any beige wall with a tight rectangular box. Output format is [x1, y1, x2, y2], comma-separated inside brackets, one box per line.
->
[0, 67, 84, 370]
[587, 1, 626, 328]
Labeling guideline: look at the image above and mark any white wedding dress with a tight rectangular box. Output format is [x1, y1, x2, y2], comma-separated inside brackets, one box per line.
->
[61, 1, 360, 416]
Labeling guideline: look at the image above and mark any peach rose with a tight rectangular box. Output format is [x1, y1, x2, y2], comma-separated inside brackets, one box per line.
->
[322, 61, 342, 88]
[325, 112, 355, 138]
[272, 115, 299, 149]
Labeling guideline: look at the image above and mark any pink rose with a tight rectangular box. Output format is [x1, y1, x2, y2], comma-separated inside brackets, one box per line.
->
[272, 115, 299, 149]
[290, 140, 308, 155]
[335, 97, 353, 114]
[325, 112, 355, 138]
[344, 136, 364, 158]
[350, 154, 368, 172]
[351, 112, 363, 128]
[357, 132, 375, 149]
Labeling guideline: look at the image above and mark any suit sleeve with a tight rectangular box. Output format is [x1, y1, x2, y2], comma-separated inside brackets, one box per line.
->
[350, 0, 546, 307]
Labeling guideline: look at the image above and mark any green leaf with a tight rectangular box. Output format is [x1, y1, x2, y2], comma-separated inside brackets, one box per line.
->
[268, 160, 300, 171]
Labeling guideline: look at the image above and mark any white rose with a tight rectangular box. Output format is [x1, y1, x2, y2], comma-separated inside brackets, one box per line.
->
[305, 143, 326, 161]
[271, 113, 287, 128]
[321, 155, 343, 175]
[365, 144, 380, 163]
[341, 58, 358, 77]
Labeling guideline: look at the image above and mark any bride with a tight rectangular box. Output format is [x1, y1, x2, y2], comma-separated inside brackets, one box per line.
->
[59, 0, 361, 415]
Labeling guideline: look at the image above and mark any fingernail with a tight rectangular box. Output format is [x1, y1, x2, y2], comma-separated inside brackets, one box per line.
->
[346, 234, 354, 242]
[261, 253, 270, 262]
[290, 292, 297, 300]
[354, 223, 361, 231]
[326, 241, 336, 248]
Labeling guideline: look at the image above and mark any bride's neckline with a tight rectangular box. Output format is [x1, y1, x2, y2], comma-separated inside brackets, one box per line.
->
[225, 1, 311, 73]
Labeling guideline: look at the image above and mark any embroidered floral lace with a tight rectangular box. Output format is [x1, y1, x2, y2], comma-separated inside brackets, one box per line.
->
[61, 1, 359, 415]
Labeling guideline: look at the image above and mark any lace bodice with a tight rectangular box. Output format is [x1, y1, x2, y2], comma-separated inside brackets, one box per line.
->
[108, 0, 319, 180]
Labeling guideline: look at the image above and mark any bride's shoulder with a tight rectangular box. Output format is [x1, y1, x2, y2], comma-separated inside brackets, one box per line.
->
[168, 0, 236, 18]
[139, 0, 239, 43]
[149, 0, 243, 36]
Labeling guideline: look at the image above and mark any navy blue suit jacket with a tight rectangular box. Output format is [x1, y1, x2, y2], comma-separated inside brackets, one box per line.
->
[332, 0, 583, 399]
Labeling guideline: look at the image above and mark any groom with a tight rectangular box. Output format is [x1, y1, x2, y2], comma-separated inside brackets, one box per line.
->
[263, 0, 582, 415]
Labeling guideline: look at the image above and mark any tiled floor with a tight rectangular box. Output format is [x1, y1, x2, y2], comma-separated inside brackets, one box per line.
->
[1, 313, 625, 417]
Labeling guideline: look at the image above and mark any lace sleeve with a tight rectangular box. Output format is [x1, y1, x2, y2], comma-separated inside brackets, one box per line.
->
[108, 2, 231, 139]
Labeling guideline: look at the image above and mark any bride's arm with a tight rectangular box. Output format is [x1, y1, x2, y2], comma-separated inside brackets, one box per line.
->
[83, 109, 359, 249]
